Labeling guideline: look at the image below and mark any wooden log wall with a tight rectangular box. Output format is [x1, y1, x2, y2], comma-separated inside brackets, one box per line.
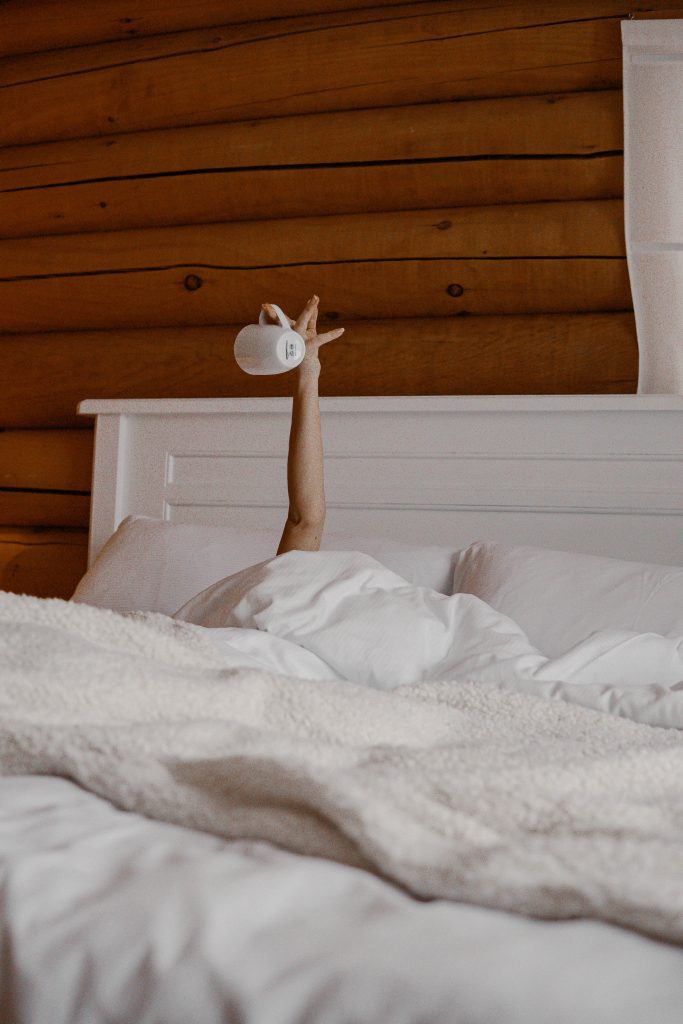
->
[1, 0, 682, 599]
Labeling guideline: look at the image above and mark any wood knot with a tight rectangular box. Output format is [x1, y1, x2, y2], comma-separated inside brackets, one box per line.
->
[98, 201, 108, 208]
[434, 220, 452, 231]
[184, 274, 203, 292]
[325, 311, 340, 320]
[446, 283, 464, 298]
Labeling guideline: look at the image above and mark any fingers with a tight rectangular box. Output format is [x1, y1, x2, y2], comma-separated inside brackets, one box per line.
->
[262, 303, 295, 326]
[295, 294, 319, 335]
[263, 298, 341, 343]
[317, 327, 345, 346]
[309, 298, 319, 335]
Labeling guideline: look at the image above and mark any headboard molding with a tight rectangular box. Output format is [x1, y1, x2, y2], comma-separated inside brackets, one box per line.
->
[78, 396, 683, 568]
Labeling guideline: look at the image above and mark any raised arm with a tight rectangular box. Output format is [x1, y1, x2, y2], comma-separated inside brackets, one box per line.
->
[261, 295, 344, 556]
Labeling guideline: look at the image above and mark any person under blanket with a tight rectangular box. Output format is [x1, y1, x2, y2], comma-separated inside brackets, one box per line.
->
[172, 298, 683, 698]
[175, 544, 683, 696]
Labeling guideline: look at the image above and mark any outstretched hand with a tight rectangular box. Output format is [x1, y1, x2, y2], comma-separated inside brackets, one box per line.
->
[262, 295, 344, 372]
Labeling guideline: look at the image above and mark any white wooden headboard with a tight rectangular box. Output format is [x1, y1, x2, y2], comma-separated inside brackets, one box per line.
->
[78, 396, 683, 568]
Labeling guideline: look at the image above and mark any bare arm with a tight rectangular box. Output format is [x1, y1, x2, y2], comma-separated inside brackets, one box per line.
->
[260, 295, 343, 556]
[277, 359, 325, 554]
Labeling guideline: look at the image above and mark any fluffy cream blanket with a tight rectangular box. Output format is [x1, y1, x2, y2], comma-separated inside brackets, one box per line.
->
[2, 591, 683, 944]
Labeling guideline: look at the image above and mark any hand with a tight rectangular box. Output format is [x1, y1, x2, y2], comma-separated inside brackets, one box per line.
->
[261, 295, 344, 372]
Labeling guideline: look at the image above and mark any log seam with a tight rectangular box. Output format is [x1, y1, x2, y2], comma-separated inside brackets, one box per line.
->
[0, 151, 625, 194]
[0, 256, 628, 284]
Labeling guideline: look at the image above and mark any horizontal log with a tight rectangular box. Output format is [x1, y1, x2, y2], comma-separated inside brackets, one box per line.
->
[0, 491, 90, 527]
[0, 526, 88, 599]
[0, 200, 627, 275]
[0, 91, 624, 238]
[0, 90, 624, 191]
[0, 313, 638, 429]
[0, 0, 666, 146]
[2, 0, 680, 59]
[0, 258, 631, 332]
[0, 430, 93, 489]
[0, 200, 630, 330]
[0, 0, 410, 56]
[0, 156, 625, 239]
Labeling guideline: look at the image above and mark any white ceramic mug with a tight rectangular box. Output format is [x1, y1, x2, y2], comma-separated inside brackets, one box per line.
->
[234, 304, 305, 375]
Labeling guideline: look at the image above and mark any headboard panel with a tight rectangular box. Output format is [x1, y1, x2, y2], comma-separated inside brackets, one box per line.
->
[78, 396, 683, 568]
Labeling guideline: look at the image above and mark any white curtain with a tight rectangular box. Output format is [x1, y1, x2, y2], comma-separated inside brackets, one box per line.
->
[622, 19, 683, 393]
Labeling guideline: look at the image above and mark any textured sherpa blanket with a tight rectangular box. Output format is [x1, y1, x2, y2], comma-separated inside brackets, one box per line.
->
[2, 590, 683, 944]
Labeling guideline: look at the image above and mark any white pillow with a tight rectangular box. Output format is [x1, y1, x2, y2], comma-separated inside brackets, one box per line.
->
[71, 515, 457, 615]
[451, 541, 683, 657]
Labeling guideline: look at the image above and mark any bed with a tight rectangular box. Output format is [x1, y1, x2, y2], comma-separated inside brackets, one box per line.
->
[2, 394, 683, 1024]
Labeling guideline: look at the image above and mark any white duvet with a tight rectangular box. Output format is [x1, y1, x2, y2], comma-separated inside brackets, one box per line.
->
[2, 549, 683, 949]
[178, 550, 683, 728]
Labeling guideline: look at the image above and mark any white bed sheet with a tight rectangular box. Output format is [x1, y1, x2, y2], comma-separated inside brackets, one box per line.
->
[2, 775, 683, 1024]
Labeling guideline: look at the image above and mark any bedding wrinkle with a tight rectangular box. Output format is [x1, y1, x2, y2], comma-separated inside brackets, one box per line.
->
[530, 632, 683, 691]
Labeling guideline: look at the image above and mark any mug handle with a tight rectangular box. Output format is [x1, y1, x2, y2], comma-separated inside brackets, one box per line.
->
[258, 303, 291, 329]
